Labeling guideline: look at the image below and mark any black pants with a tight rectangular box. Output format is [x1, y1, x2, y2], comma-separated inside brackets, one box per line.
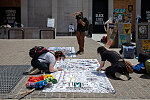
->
[31, 59, 49, 71]
[105, 61, 127, 78]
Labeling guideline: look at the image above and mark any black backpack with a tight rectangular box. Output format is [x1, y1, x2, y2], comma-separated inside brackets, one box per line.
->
[84, 17, 89, 31]
[81, 17, 89, 31]
[29, 46, 49, 59]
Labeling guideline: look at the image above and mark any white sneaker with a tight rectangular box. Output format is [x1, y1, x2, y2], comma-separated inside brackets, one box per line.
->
[115, 72, 129, 81]
[29, 68, 36, 72]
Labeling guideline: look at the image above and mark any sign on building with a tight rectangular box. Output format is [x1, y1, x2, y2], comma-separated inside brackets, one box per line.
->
[138, 25, 148, 39]
[95, 13, 104, 25]
[47, 18, 55, 27]
[124, 24, 131, 34]
[142, 40, 150, 53]
[69, 24, 74, 32]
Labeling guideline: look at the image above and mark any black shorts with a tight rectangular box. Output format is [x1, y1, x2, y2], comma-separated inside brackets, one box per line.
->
[31, 59, 49, 71]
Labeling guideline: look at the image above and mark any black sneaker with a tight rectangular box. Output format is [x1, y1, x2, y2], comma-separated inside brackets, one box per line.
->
[76, 50, 81, 55]
[78, 51, 84, 55]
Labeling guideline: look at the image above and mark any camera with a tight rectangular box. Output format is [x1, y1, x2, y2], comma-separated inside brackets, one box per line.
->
[76, 15, 83, 20]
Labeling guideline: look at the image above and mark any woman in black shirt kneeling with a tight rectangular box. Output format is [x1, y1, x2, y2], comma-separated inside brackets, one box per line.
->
[96, 46, 131, 81]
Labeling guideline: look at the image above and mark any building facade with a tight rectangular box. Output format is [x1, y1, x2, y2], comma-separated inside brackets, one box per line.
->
[0, 0, 148, 35]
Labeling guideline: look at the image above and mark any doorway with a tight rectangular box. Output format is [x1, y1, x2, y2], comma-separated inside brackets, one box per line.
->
[92, 0, 108, 34]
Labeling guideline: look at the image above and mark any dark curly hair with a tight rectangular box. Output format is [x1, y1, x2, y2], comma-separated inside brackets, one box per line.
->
[97, 46, 107, 56]
[54, 51, 65, 59]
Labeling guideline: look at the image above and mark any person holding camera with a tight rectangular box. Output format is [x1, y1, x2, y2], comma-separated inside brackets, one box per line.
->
[72, 11, 87, 55]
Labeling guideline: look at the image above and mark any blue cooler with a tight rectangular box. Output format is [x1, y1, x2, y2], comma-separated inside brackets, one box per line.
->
[122, 46, 135, 59]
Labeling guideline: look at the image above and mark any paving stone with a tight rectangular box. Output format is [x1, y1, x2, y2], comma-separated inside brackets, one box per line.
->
[74, 92, 81, 98]
[52, 92, 60, 98]
[59, 92, 67, 98]
[127, 89, 138, 99]
[87, 93, 95, 98]
[79, 93, 88, 98]
[94, 93, 105, 98]
[45, 92, 54, 98]
[1, 39, 150, 99]
[66, 92, 74, 98]
[37, 93, 46, 98]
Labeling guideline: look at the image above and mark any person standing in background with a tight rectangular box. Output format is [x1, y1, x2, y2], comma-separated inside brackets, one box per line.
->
[72, 11, 88, 55]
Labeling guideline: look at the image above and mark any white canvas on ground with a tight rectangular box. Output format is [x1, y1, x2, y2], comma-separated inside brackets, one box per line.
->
[43, 59, 115, 93]
[48, 47, 76, 57]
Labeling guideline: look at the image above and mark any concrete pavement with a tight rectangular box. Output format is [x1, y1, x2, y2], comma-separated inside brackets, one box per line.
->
[0, 37, 150, 99]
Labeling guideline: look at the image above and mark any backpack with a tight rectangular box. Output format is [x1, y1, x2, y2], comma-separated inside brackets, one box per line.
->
[101, 36, 107, 43]
[29, 46, 49, 59]
[82, 17, 89, 31]
[124, 60, 133, 73]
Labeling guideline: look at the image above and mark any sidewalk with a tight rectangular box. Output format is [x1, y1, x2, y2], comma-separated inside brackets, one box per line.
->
[4, 98, 150, 100]
[0, 37, 150, 99]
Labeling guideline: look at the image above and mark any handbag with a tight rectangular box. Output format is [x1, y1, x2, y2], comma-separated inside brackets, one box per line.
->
[124, 60, 133, 73]
[113, 51, 133, 73]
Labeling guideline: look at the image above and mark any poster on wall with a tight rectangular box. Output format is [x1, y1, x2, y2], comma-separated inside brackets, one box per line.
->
[113, 9, 126, 13]
[124, 24, 131, 34]
[69, 24, 74, 32]
[5, 10, 16, 24]
[128, 5, 133, 12]
[138, 25, 148, 39]
[117, 13, 124, 20]
[94, 12, 104, 25]
[146, 11, 150, 21]
[142, 40, 150, 53]
[47, 18, 55, 27]
[119, 34, 126, 45]
[0, 7, 21, 26]
[113, 9, 126, 23]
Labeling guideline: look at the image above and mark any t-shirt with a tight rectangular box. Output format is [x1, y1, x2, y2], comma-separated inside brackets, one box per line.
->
[38, 52, 55, 65]
[101, 50, 121, 64]
[76, 16, 87, 31]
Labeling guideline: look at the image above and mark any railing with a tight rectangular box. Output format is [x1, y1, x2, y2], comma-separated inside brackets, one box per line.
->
[8, 29, 24, 39]
[39, 29, 55, 39]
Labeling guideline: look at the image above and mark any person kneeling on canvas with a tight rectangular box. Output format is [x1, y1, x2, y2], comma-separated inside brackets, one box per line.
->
[96, 46, 131, 81]
[29, 51, 65, 75]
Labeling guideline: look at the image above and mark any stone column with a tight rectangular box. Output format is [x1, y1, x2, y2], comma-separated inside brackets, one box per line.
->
[21, 0, 28, 27]
[52, 0, 57, 33]
[88, 0, 92, 24]
[108, 0, 113, 18]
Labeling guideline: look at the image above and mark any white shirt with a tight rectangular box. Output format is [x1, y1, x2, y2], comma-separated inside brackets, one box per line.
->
[38, 52, 55, 65]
